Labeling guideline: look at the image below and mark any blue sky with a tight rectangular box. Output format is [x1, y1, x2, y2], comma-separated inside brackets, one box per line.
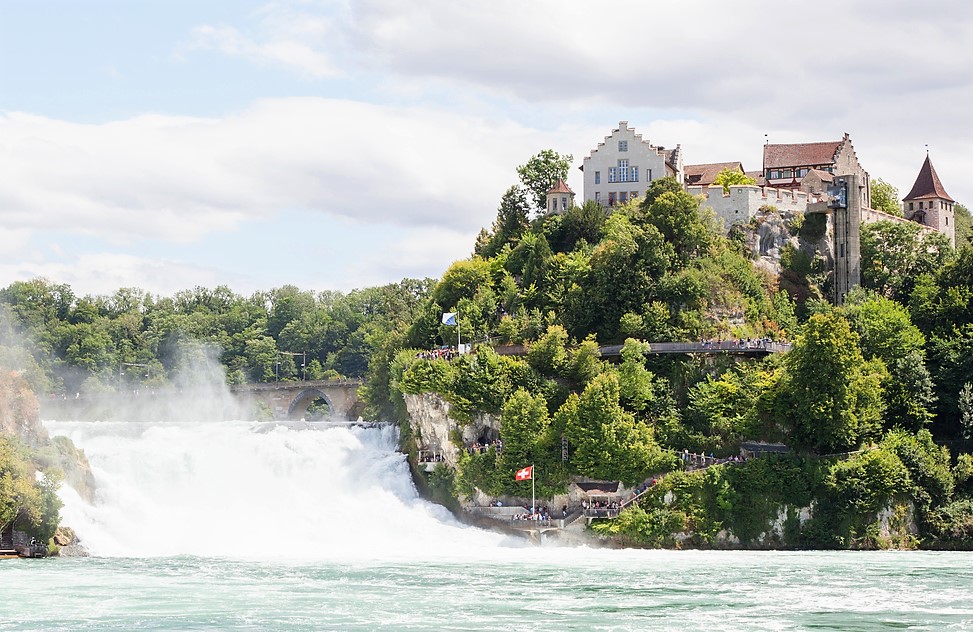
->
[2, 0, 971, 297]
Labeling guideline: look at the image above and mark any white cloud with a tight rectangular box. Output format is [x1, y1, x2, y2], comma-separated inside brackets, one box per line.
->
[0, 99, 573, 246]
[0, 253, 230, 298]
[178, 1, 973, 203]
[187, 23, 338, 78]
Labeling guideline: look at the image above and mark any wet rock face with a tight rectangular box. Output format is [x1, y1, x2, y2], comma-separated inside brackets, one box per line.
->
[404, 392, 500, 471]
[738, 207, 835, 285]
[52, 526, 89, 557]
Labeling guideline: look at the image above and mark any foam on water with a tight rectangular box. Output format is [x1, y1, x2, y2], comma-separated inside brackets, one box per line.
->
[47, 419, 512, 559]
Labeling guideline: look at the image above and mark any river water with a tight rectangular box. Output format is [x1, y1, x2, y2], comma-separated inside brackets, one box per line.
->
[2, 420, 971, 631]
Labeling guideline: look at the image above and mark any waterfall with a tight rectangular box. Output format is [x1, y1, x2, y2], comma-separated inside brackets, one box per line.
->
[46, 420, 508, 559]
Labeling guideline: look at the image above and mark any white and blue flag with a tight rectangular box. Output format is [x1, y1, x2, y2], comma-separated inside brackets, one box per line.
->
[442, 312, 457, 326]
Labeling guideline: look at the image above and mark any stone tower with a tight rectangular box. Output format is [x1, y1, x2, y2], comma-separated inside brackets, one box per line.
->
[903, 153, 955, 247]
[829, 173, 864, 306]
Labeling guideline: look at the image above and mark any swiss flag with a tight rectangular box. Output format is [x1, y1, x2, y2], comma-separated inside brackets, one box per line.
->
[515, 465, 533, 481]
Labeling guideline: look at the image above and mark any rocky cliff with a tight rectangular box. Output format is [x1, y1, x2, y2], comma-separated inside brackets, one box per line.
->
[403, 392, 500, 471]
[0, 371, 95, 502]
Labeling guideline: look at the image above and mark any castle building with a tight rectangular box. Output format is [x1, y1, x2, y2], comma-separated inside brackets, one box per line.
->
[762, 134, 871, 209]
[582, 121, 683, 208]
[545, 178, 575, 214]
[579, 121, 957, 303]
[684, 161, 746, 187]
[902, 153, 955, 246]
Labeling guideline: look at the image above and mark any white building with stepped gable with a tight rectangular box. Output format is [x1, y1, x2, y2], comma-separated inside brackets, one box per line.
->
[581, 121, 683, 209]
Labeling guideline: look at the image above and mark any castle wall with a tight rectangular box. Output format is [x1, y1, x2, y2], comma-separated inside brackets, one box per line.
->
[689, 185, 815, 228]
[861, 207, 937, 234]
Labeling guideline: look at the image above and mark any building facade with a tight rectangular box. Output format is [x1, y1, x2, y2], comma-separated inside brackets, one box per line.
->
[762, 133, 870, 209]
[582, 121, 683, 208]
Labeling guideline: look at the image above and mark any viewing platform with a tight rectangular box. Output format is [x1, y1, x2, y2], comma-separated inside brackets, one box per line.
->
[493, 340, 791, 358]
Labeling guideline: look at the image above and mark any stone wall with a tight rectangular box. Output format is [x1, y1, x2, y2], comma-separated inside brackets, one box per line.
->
[690, 184, 817, 228]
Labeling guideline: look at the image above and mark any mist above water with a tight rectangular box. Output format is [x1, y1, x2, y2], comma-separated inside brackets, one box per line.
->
[49, 420, 510, 559]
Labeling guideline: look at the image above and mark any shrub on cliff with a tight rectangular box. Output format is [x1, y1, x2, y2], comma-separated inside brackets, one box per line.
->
[1, 434, 63, 542]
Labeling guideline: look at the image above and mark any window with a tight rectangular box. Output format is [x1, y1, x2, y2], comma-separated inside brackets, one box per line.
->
[946, 216, 949, 225]
[909, 202, 914, 211]
[609, 167, 617, 183]
[620, 192, 628, 204]
[630, 166, 638, 182]
[839, 243, 844, 258]
[618, 159, 629, 182]
[551, 198, 557, 212]
[618, 140, 628, 152]
[608, 192, 616, 207]
[595, 192, 601, 203]
[561, 196, 568, 211]
[646, 168, 653, 182]
[594, 171, 601, 185]
[919, 201, 924, 209]
[783, 169, 793, 178]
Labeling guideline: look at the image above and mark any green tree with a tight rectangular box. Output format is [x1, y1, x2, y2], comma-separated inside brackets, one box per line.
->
[516, 149, 573, 213]
[475, 185, 531, 258]
[563, 373, 673, 484]
[775, 313, 886, 453]
[960, 383, 973, 440]
[0, 435, 62, 541]
[526, 324, 569, 377]
[860, 220, 953, 302]
[713, 167, 756, 193]
[870, 178, 901, 216]
[641, 189, 713, 266]
[497, 389, 550, 485]
[954, 203, 972, 247]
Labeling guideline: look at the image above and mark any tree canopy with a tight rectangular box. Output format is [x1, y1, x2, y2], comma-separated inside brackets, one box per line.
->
[516, 149, 574, 213]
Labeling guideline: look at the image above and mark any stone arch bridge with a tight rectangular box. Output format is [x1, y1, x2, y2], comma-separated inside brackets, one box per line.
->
[39, 379, 364, 422]
[230, 379, 365, 421]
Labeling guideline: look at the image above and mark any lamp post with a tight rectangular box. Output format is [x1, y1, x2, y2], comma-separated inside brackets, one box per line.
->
[278, 351, 308, 382]
[119, 362, 149, 392]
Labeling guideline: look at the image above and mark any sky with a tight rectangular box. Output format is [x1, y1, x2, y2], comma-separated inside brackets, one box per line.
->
[1, 0, 971, 298]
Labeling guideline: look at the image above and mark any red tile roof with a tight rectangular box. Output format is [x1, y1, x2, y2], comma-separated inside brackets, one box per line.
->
[547, 178, 574, 194]
[763, 140, 842, 169]
[684, 161, 745, 186]
[902, 154, 954, 202]
[804, 169, 834, 182]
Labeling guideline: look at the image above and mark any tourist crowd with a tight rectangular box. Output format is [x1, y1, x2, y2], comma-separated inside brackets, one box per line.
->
[468, 439, 503, 455]
[698, 337, 789, 350]
[416, 347, 458, 361]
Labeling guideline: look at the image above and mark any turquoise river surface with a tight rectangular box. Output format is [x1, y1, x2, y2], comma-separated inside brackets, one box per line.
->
[1, 420, 971, 631]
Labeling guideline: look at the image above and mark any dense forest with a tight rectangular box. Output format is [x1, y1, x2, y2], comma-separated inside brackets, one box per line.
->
[3, 150, 973, 548]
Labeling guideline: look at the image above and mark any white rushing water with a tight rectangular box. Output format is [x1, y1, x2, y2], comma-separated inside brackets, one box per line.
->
[48, 420, 511, 560]
[8, 419, 971, 630]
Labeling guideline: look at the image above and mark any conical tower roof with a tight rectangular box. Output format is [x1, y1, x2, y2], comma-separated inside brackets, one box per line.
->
[547, 178, 574, 194]
[903, 154, 954, 202]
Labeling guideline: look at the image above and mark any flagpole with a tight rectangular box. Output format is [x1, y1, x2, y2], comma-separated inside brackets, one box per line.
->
[457, 310, 461, 354]
[532, 463, 535, 518]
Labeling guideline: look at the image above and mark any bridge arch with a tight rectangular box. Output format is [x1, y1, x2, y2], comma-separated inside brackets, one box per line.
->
[286, 388, 336, 421]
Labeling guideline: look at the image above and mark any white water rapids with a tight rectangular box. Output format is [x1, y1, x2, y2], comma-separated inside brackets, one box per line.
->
[47, 420, 510, 560]
[15, 420, 973, 630]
